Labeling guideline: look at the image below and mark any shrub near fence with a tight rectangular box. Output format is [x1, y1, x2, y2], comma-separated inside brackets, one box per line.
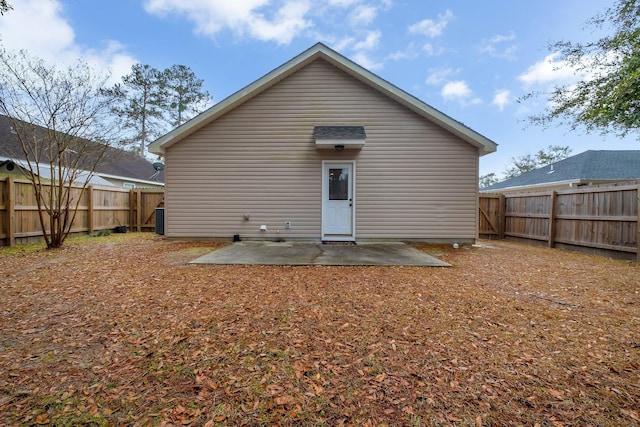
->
[0, 177, 164, 246]
[479, 183, 640, 260]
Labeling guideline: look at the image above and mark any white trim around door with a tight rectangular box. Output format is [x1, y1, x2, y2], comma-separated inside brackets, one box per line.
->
[322, 160, 356, 241]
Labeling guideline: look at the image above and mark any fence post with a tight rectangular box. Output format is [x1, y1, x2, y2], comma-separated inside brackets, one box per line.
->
[87, 185, 94, 234]
[7, 177, 15, 247]
[135, 190, 142, 232]
[498, 194, 506, 239]
[548, 191, 557, 248]
[129, 189, 135, 231]
[637, 185, 640, 261]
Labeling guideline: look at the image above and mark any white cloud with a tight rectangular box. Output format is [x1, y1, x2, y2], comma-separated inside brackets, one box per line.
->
[387, 43, 418, 61]
[353, 30, 381, 51]
[440, 80, 481, 105]
[327, 0, 360, 7]
[0, 0, 74, 58]
[425, 68, 457, 85]
[518, 52, 577, 86]
[249, 1, 313, 44]
[488, 32, 516, 44]
[350, 31, 383, 70]
[422, 43, 445, 56]
[479, 31, 518, 60]
[351, 4, 378, 25]
[492, 89, 511, 111]
[0, 0, 137, 83]
[408, 9, 454, 38]
[145, 0, 263, 33]
[332, 36, 356, 51]
[442, 80, 471, 100]
[352, 51, 382, 70]
[81, 41, 139, 85]
[144, 0, 312, 45]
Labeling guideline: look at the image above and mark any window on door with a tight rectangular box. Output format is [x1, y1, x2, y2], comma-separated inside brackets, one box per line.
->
[329, 168, 349, 200]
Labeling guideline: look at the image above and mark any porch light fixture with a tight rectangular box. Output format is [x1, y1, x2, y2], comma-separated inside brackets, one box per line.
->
[334, 144, 345, 151]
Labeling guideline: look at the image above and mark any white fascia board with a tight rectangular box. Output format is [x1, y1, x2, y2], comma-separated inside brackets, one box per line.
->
[95, 172, 165, 187]
[315, 138, 365, 149]
[480, 179, 584, 193]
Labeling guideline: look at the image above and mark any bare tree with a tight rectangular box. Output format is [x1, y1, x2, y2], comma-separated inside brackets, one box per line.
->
[0, 50, 121, 248]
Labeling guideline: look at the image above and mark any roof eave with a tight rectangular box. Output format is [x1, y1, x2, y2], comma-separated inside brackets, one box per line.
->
[480, 178, 586, 193]
[95, 172, 165, 186]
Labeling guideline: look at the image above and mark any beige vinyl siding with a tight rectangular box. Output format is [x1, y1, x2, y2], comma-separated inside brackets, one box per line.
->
[165, 58, 479, 241]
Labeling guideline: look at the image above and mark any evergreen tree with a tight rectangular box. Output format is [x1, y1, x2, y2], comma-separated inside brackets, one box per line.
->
[111, 64, 164, 157]
[163, 64, 210, 127]
[479, 173, 499, 189]
[111, 64, 210, 156]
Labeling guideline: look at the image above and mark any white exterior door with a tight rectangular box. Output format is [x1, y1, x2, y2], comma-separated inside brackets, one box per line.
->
[322, 161, 355, 240]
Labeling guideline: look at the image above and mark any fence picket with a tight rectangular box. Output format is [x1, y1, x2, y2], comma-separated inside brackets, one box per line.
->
[0, 177, 164, 246]
[481, 183, 639, 260]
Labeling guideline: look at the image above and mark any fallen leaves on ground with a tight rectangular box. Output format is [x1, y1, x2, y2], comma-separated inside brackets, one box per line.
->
[0, 234, 638, 426]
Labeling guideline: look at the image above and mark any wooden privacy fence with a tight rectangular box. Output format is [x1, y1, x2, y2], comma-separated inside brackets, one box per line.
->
[0, 177, 164, 246]
[479, 183, 640, 260]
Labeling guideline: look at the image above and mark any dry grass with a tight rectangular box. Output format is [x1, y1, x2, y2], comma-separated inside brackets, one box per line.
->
[0, 234, 638, 426]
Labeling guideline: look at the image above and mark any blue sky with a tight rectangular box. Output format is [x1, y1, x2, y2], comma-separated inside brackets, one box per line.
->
[0, 0, 634, 177]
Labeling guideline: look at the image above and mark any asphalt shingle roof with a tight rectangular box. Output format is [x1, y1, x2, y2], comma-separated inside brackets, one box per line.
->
[484, 150, 640, 191]
[313, 126, 366, 140]
[0, 115, 163, 183]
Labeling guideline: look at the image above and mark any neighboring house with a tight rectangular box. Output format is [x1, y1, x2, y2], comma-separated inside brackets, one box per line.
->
[0, 157, 115, 186]
[0, 115, 164, 189]
[482, 150, 640, 193]
[149, 43, 497, 242]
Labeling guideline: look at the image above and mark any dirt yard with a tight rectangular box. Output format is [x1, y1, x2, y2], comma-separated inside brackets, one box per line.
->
[0, 234, 638, 426]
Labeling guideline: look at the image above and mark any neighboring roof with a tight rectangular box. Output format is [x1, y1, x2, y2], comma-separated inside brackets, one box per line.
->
[314, 126, 366, 140]
[149, 42, 498, 156]
[94, 154, 164, 184]
[0, 115, 164, 185]
[483, 150, 640, 192]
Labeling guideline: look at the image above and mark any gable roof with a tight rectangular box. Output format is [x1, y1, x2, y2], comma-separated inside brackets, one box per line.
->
[483, 150, 640, 192]
[149, 42, 497, 156]
[0, 115, 164, 185]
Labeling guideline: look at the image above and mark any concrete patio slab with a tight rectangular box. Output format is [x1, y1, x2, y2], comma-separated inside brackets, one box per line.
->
[190, 241, 450, 266]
